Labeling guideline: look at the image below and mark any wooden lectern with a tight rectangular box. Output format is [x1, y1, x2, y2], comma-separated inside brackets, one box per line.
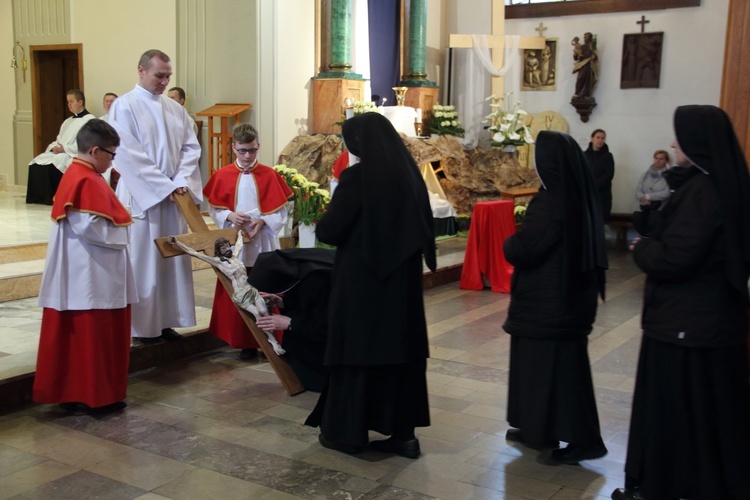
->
[196, 103, 252, 177]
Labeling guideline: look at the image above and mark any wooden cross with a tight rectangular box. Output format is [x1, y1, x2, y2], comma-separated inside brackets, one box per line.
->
[535, 22, 548, 37]
[449, 0, 546, 100]
[637, 15, 650, 33]
[154, 192, 304, 396]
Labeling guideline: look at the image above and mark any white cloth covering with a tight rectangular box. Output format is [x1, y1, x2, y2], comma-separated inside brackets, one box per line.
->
[29, 114, 96, 172]
[420, 163, 457, 219]
[38, 210, 138, 311]
[208, 171, 288, 268]
[109, 84, 203, 338]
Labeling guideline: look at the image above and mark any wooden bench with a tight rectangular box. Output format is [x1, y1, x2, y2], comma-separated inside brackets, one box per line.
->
[607, 212, 633, 250]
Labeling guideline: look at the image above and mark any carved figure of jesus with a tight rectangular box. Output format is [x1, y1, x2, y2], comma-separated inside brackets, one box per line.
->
[169, 234, 285, 355]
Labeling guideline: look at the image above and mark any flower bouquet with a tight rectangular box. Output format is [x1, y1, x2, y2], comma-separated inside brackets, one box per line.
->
[514, 204, 527, 223]
[294, 181, 331, 225]
[428, 104, 465, 137]
[484, 92, 533, 148]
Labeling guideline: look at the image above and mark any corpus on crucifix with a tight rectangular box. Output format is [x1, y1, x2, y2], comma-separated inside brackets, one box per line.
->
[154, 192, 304, 395]
[169, 233, 284, 356]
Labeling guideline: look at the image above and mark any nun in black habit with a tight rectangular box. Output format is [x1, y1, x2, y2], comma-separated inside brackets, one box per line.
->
[305, 112, 436, 458]
[502, 131, 609, 465]
[248, 248, 335, 393]
[613, 106, 750, 500]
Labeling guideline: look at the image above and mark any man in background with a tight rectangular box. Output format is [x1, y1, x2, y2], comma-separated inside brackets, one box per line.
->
[168, 86, 199, 136]
[26, 89, 95, 204]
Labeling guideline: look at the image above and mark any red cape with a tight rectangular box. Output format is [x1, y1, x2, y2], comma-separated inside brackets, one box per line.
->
[203, 162, 292, 214]
[50, 159, 132, 226]
[332, 151, 348, 181]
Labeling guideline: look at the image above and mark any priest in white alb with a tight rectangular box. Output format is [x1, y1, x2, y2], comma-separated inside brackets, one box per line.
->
[108, 49, 202, 343]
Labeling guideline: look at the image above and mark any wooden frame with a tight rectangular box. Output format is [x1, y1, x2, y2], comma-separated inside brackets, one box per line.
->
[507, 0, 700, 19]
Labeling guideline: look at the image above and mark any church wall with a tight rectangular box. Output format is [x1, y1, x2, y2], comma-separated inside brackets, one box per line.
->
[276, 0, 316, 160]
[71, 0, 177, 119]
[0, 0, 15, 189]
[439, 0, 730, 214]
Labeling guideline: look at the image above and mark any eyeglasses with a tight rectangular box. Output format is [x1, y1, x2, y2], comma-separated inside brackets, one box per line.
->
[235, 148, 259, 155]
[99, 147, 117, 159]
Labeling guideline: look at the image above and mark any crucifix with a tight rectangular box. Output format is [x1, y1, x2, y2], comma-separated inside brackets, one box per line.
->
[637, 15, 650, 33]
[535, 22, 548, 38]
[449, 0, 546, 101]
[154, 192, 304, 396]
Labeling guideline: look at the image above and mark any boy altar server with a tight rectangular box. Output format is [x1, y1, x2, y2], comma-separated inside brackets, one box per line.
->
[33, 119, 138, 414]
[202, 123, 292, 359]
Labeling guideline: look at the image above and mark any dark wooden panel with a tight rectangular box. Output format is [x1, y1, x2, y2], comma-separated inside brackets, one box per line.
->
[507, 0, 700, 19]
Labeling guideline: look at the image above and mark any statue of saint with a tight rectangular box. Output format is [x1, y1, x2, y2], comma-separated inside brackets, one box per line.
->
[170, 234, 285, 355]
[572, 32, 598, 99]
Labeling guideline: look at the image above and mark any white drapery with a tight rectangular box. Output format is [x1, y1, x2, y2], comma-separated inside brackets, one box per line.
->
[454, 35, 522, 149]
[350, 0, 372, 101]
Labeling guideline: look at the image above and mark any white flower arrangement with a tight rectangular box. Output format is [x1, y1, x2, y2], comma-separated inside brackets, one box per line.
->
[353, 100, 379, 115]
[428, 104, 465, 137]
[484, 92, 534, 147]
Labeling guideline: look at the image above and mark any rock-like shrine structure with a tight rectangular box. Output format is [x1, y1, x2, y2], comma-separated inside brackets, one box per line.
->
[277, 135, 540, 215]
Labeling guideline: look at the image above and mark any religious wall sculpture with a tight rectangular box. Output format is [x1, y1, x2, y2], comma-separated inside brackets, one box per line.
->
[522, 39, 557, 91]
[570, 32, 598, 123]
[621, 33, 663, 89]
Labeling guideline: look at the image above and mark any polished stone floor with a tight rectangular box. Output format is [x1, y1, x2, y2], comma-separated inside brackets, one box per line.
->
[0, 243, 644, 499]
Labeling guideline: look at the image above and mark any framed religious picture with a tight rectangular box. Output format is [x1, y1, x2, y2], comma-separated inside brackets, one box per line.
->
[521, 39, 557, 91]
[621, 33, 664, 89]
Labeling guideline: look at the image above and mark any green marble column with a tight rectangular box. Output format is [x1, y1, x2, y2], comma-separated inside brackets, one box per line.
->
[402, 0, 436, 87]
[318, 0, 362, 79]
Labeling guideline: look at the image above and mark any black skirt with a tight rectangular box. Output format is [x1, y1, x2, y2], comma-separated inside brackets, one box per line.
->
[507, 335, 602, 447]
[624, 335, 750, 499]
[306, 359, 430, 447]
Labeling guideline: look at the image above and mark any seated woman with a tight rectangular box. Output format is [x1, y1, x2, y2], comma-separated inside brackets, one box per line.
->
[633, 149, 671, 236]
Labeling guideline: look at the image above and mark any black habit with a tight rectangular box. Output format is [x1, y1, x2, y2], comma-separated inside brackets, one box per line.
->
[584, 142, 615, 220]
[503, 131, 607, 449]
[305, 112, 436, 447]
[623, 105, 750, 499]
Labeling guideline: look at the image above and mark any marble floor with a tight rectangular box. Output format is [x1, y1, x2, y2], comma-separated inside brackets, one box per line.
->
[0, 243, 644, 499]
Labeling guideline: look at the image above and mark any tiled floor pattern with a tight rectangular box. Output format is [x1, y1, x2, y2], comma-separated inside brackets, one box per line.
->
[0, 247, 643, 499]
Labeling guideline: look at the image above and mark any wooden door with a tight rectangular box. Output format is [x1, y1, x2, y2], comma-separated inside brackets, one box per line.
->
[30, 44, 84, 156]
[721, 0, 750, 165]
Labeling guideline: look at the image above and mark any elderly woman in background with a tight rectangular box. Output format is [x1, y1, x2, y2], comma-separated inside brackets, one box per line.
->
[503, 131, 609, 465]
[633, 149, 671, 236]
[613, 105, 750, 500]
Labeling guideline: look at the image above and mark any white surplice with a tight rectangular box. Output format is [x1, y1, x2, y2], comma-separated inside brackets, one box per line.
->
[29, 113, 96, 172]
[109, 84, 202, 338]
[208, 170, 287, 267]
[38, 210, 138, 311]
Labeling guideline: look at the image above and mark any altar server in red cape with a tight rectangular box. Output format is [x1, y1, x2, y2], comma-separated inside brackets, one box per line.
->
[329, 149, 359, 196]
[203, 123, 292, 358]
[33, 119, 138, 414]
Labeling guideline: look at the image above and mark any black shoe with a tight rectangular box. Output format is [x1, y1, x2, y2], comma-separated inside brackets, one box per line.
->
[59, 402, 88, 413]
[136, 336, 163, 345]
[505, 428, 559, 450]
[239, 348, 258, 360]
[160, 328, 184, 341]
[87, 401, 127, 414]
[611, 488, 647, 500]
[548, 441, 608, 465]
[318, 433, 362, 455]
[369, 436, 421, 459]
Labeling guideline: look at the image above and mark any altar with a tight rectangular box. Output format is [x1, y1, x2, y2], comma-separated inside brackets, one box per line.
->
[380, 106, 419, 137]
